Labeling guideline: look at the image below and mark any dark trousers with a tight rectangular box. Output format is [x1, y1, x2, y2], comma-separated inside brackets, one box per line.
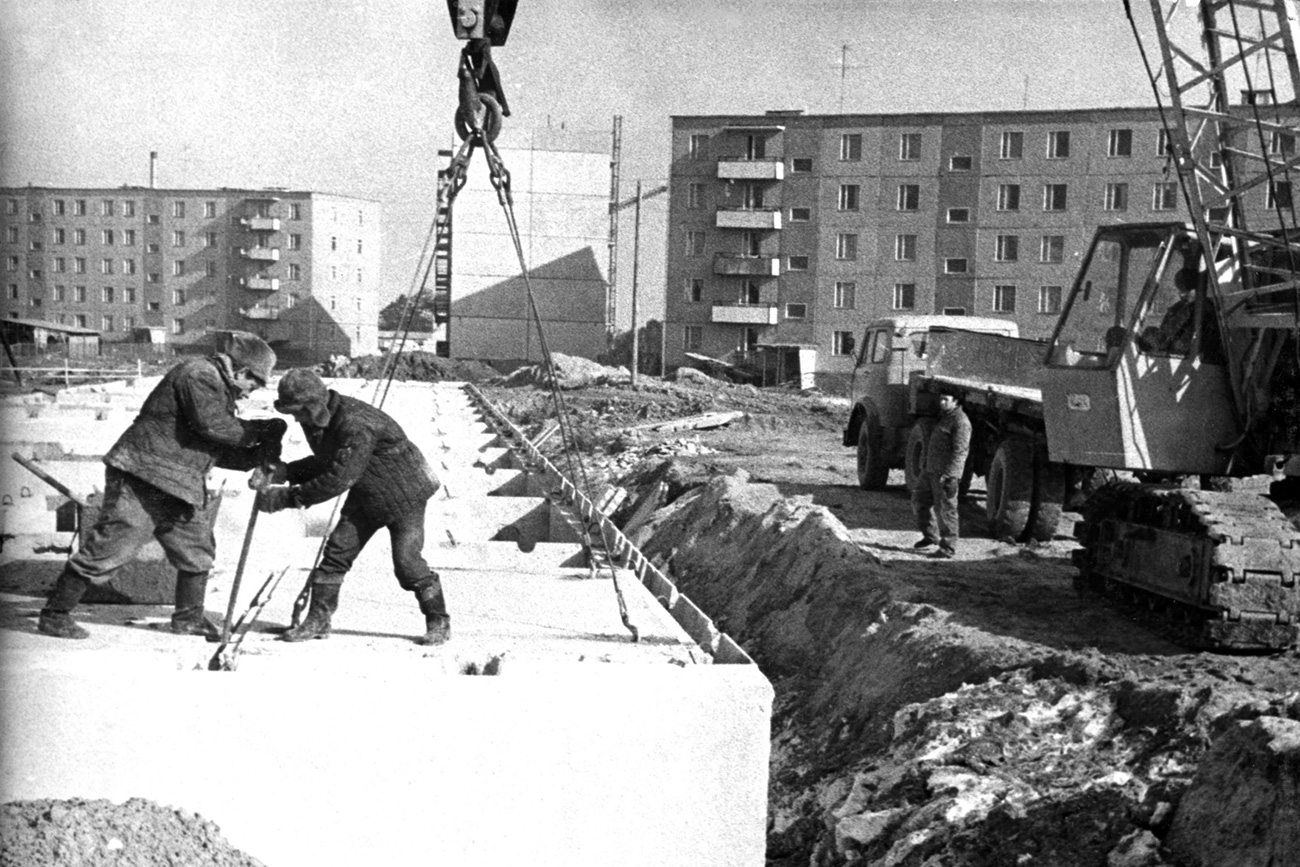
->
[67, 466, 216, 582]
[912, 471, 960, 547]
[311, 501, 444, 613]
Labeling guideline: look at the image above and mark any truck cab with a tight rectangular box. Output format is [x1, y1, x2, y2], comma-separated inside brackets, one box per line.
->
[843, 316, 1019, 488]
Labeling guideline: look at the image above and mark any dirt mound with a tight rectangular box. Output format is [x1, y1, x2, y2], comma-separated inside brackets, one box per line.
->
[1, 797, 265, 867]
[321, 351, 500, 383]
[497, 353, 630, 389]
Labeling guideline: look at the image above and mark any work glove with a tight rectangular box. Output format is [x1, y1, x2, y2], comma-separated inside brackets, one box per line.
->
[256, 485, 299, 514]
[248, 461, 288, 491]
[248, 418, 288, 464]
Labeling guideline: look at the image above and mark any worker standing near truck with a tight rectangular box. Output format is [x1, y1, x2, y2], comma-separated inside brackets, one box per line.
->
[911, 393, 972, 559]
[37, 331, 285, 640]
[255, 368, 450, 646]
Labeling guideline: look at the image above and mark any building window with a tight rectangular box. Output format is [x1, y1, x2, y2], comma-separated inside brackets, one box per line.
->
[102, 229, 114, 245]
[74, 257, 86, 274]
[1038, 285, 1063, 314]
[358, 210, 364, 225]
[787, 255, 809, 271]
[945, 258, 968, 274]
[54, 258, 65, 273]
[205, 231, 218, 248]
[329, 296, 336, 310]
[75, 314, 88, 328]
[1157, 128, 1173, 156]
[832, 331, 856, 356]
[74, 229, 86, 245]
[357, 240, 363, 254]
[897, 184, 920, 211]
[204, 261, 216, 277]
[1043, 184, 1068, 211]
[101, 314, 114, 332]
[28, 268, 42, 281]
[739, 279, 760, 304]
[685, 231, 705, 256]
[5, 256, 16, 273]
[204, 201, 217, 218]
[1040, 235, 1064, 263]
[997, 184, 1020, 211]
[1000, 131, 1023, 159]
[75, 286, 87, 302]
[74, 200, 86, 216]
[102, 286, 114, 303]
[949, 155, 973, 171]
[147, 301, 160, 311]
[1104, 182, 1129, 211]
[53, 200, 65, 216]
[789, 207, 811, 222]
[124, 287, 136, 303]
[148, 273, 161, 284]
[683, 325, 703, 352]
[785, 303, 806, 320]
[892, 283, 916, 310]
[356, 268, 363, 283]
[838, 184, 860, 211]
[1047, 130, 1071, 159]
[147, 243, 159, 253]
[147, 214, 160, 225]
[1270, 131, 1296, 155]
[173, 318, 185, 334]
[840, 133, 862, 161]
[173, 289, 186, 305]
[685, 278, 703, 302]
[101, 199, 114, 216]
[1108, 129, 1133, 157]
[895, 234, 917, 261]
[1267, 180, 1293, 209]
[687, 183, 704, 209]
[53, 285, 65, 302]
[172, 261, 185, 276]
[330, 236, 337, 251]
[6, 284, 16, 300]
[172, 230, 185, 247]
[172, 201, 185, 218]
[688, 134, 709, 160]
[123, 201, 135, 217]
[835, 233, 858, 260]
[54, 228, 65, 244]
[290, 203, 302, 220]
[994, 284, 1017, 312]
[833, 281, 856, 309]
[899, 132, 922, 161]
[995, 235, 1019, 262]
[791, 158, 813, 173]
[289, 234, 302, 250]
[4, 226, 16, 243]
[124, 229, 136, 246]
[100, 258, 113, 275]
[4, 199, 16, 215]
[289, 263, 301, 280]
[946, 208, 970, 224]
[1152, 182, 1178, 211]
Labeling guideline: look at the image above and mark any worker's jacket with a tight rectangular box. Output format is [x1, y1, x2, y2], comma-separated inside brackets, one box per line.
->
[283, 391, 440, 525]
[924, 406, 972, 480]
[105, 354, 269, 507]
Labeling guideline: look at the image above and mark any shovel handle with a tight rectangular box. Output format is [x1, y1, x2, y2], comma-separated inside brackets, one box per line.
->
[11, 452, 90, 508]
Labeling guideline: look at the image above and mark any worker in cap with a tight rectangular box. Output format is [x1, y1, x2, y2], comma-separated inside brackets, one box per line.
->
[37, 331, 287, 640]
[254, 367, 449, 645]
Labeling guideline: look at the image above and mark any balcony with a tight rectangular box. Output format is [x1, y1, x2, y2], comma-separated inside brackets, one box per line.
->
[241, 305, 280, 320]
[239, 246, 280, 262]
[717, 158, 785, 181]
[715, 207, 782, 230]
[711, 303, 778, 325]
[713, 253, 781, 277]
[240, 275, 280, 291]
[241, 217, 281, 232]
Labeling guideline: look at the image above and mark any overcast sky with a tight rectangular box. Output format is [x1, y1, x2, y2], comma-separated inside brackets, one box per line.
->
[0, 0, 1167, 329]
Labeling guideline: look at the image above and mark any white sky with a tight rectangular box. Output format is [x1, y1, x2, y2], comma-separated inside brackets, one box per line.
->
[0, 0, 1165, 329]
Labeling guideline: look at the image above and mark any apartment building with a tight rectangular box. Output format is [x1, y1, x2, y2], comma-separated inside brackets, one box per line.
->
[665, 106, 1298, 386]
[0, 186, 381, 361]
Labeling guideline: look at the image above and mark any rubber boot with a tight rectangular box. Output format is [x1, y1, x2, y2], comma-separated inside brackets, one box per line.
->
[38, 567, 92, 640]
[414, 576, 450, 646]
[280, 582, 340, 642]
[170, 570, 221, 641]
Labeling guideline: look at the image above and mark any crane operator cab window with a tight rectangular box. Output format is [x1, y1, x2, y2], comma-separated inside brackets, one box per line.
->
[1050, 226, 1190, 369]
[1132, 238, 1225, 364]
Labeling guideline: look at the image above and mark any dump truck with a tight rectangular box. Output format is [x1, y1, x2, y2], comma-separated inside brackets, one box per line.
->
[842, 315, 1073, 544]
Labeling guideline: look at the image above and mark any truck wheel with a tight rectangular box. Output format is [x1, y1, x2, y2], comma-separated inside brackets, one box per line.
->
[856, 416, 890, 490]
[1027, 451, 1065, 542]
[904, 419, 936, 492]
[986, 437, 1033, 540]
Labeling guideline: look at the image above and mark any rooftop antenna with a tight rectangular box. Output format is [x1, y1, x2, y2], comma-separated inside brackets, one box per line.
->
[832, 44, 865, 113]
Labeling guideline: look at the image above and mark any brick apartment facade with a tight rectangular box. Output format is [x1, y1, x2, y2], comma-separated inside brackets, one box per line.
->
[0, 186, 381, 361]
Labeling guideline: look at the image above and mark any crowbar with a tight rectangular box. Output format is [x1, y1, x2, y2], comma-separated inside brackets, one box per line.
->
[209, 566, 289, 671]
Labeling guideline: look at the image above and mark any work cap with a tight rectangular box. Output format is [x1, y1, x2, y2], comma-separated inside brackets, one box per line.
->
[222, 331, 276, 386]
[275, 368, 330, 414]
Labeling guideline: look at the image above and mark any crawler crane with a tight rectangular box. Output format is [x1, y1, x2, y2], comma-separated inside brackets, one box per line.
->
[1057, 0, 1300, 649]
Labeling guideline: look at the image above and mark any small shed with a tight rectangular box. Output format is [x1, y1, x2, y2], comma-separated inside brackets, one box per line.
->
[0, 317, 102, 358]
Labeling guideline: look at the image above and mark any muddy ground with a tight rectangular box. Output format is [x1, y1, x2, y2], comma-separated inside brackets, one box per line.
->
[481, 360, 1300, 867]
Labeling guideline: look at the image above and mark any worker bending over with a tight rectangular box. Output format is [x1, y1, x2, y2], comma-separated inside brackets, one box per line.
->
[256, 368, 449, 645]
[911, 392, 972, 560]
[39, 332, 285, 640]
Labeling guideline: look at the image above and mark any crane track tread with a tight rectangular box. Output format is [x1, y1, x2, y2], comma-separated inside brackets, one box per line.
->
[1074, 482, 1300, 651]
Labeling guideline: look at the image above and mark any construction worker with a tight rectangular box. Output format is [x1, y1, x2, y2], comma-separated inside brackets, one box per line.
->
[256, 368, 449, 645]
[38, 332, 285, 640]
[911, 392, 972, 560]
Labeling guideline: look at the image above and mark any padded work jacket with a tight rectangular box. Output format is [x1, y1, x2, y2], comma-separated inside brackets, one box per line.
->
[925, 406, 972, 481]
[284, 391, 440, 525]
[104, 354, 268, 507]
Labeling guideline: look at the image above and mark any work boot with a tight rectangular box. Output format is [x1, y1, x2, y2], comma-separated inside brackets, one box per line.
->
[280, 582, 340, 642]
[913, 537, 937, 550]
[414, 576, 451, 646]
[170, 570, 221, 641]
[37, 568, 92, 640]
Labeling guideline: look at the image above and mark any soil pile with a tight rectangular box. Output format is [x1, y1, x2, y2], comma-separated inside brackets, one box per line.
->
[1, 797, 265, 867]
[321, 351, 500, 383]
[496, 352, 631, 390]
